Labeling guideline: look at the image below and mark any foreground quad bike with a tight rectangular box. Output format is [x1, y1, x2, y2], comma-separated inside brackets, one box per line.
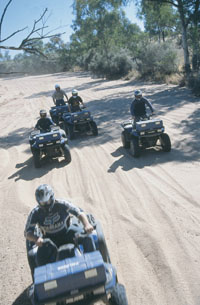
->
[62, 108, 98, 140]
[49, 105, 69, 126]
[29, 126, 71, 168]
[121, 115, 171, 157]
[26, 215, 128, 305]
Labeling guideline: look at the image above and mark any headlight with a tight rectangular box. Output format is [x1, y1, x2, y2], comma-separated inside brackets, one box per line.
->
[39, 144, 44, 147]
[84, 112, 89, 116]
[53, 134, 58, 137]
[56, 140, 61, 143]
[155, 121, 161, 125]
[157, 129, 162, 132]
[39, 136, 44, 140]
[141, 124, 146, 127]
[140, 131, 145, 135]
[73, 114, 78, 118]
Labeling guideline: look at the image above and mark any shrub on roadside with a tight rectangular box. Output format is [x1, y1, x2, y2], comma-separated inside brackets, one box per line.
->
[88, 49, 133, 79]
[136, 42, 180, 81]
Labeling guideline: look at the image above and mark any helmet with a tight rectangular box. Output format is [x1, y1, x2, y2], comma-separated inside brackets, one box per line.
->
[55, 84, 60, 89]
[134, 90, 142, 99]
[40, 109, 47, 118]
[35, 184, 55, 212]
[72, 89, 78, 97]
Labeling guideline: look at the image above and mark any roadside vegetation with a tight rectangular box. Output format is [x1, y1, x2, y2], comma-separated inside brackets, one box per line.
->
[0, 0, 200, 95]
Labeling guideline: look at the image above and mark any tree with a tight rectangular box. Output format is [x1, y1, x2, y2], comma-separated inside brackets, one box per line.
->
[71, 0, 142, 71]
[0, 0, 65, 56]
[138, 2, 178, 42]
[133, 0, 200, 76]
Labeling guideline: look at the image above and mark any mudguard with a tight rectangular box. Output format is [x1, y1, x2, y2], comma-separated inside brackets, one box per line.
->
[34, 251, 106, 302]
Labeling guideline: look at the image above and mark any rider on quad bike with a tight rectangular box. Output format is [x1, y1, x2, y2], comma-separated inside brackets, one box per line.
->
[24, 184, 96, 278]
[130, 90, 154, 126]
[35, 109, 55, 132]
[35, 109, 66, 137]
[68, 89, 85, 112]
[52, 84, 68, 106]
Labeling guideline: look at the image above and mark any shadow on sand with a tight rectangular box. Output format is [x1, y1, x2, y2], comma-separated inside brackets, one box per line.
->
[12, 287, 31, 305]
[8, 156, 70, 182]
[107, 143, 198, 172]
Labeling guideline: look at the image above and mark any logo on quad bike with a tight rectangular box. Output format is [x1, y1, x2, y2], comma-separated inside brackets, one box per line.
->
[43, 213, 65, 233]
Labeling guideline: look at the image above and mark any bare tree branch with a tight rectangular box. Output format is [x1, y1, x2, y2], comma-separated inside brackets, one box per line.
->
[0, 45, 48, 57]
[0, 0, 12, 41]
[0, 1, 65, 57]
[0, 27, 27, 43]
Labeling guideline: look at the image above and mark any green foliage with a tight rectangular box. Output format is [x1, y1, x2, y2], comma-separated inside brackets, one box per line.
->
[88, 48, 133, 79]
[138, 1, 178, 41]
[136, 42, 179, 80]
[70, 0, 143, 77]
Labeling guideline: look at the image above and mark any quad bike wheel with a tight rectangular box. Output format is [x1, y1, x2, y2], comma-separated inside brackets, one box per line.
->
[90, 121, 98, 136]
[66, 124, 75, 140]
[63, 144, 71, 164]
[33, 150, 41, 168]
[121, 131, 130, 149]
[130, 137, 140, 158]
[159, 133, 171, 152]
[109, 284, 128, 305]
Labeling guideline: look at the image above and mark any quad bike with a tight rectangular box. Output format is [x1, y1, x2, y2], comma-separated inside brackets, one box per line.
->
[49, 104, 69, 126]
[26, 214, 128, 305]
[121, 115, 171, 157]
[29, 126, 71, 168]
[62, 107, 98, 140]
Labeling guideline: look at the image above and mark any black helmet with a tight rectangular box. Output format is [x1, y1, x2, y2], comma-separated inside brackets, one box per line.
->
[35, 184, 55, 212]
[40, 109, 47, 118]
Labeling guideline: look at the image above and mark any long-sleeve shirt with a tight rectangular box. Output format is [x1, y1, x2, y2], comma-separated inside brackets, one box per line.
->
[130, 97, 154, 117]
[24, 199, 81, 244]
[35, 117, 54, 132]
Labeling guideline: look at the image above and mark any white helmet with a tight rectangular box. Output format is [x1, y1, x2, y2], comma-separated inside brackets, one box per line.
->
[55, 84, 60, 89]
[134, 90, 142, 98]
[72, 89, 78, 97]
[35, 184, 55, 212]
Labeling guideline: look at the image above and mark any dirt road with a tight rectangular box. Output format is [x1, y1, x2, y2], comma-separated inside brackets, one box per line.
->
[0, 72, 200, 305]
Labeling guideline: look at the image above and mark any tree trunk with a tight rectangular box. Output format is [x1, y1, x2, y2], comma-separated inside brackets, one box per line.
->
[177, 0, 191, 76]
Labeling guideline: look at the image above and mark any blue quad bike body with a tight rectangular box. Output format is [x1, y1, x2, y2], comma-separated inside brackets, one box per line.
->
[62, 109, 98, 140]
[49, 105, 69, 127]
[26, 215, 128, 305]
[121, 116, 171, 157]
[29, 126, 71, 168]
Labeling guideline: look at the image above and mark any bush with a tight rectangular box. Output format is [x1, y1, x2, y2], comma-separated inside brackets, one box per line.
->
[88, 49, 133, 79]
[136, 42, 180, 81]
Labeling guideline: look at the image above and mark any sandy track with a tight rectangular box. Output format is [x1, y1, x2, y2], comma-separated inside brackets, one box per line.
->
[0, 72, 200, 305]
